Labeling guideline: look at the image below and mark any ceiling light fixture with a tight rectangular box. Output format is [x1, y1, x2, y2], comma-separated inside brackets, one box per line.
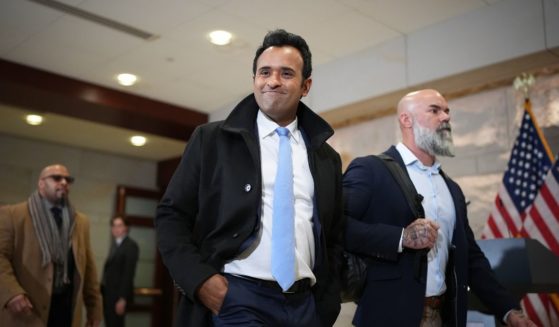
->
[116, 73, 138, 86]
[209, 30, 232, 46]
[130, 135, 147, 147]
[25, 114, 44, 126]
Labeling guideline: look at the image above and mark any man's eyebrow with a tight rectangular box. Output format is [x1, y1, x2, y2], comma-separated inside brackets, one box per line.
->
[428, 104, 450, 112]
[281, 66, 295, 70]
[259, 66, 295, 70]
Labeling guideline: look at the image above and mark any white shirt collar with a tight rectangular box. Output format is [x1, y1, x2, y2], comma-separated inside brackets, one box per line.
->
[115, 236, 126, 246]
[396, 142, 441, 173]
[257, 110, 300, 144]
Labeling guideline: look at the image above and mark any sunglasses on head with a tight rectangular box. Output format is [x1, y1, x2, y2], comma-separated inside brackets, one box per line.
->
[44, 174, 75, 184]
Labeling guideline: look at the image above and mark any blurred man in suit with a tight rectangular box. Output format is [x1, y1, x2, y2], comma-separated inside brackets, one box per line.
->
[101, 216, 139, 327]
[0, 164, 102, 327]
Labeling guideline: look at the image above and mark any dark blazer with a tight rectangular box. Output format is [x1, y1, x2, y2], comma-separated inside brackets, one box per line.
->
[343, 146, 518, 327]
[156, 94, 344, 327]
[102, 236, 139, 303]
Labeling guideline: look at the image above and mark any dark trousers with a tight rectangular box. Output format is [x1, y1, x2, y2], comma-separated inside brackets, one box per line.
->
[212, 274, 321, 327]
[48, 287, 73, 327]
[48, 252, 75, 327]
[102, 286, 125, 327]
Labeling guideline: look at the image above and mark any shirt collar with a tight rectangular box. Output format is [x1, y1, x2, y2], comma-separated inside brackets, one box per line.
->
[115, 236, 126, 245]
[396, 142, 441, 174]
[257, 110, 300, 144]
[44, 199, 65, 211]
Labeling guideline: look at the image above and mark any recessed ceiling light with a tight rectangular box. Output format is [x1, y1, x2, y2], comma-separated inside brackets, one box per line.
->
[209, 30, 232, 46]
[116, 73, 138, 86]
[25, 114, 44, 126]
[130, 135, 147, 147]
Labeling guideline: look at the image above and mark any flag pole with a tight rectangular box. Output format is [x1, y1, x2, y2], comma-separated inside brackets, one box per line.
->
[513, 73, 555, 162]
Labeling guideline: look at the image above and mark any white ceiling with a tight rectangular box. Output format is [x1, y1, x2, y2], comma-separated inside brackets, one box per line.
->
[0, 0, 504, 160]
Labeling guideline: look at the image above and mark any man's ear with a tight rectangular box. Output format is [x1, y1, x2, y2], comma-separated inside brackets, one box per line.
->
[301, 78, 312, 97]
[399, 111, 413, 129]
[37, 179, 45, 192]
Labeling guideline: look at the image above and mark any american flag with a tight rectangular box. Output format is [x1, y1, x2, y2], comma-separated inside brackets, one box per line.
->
[482, 99, 553, 239]
[482, 98, 558, 326]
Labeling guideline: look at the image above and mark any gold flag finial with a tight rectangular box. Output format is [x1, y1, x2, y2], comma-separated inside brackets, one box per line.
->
[513, 73, 535, 98]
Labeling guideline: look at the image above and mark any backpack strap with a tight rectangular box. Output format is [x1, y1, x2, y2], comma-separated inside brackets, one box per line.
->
[376, 154, 424, 219]
[376, 153, 427, 282]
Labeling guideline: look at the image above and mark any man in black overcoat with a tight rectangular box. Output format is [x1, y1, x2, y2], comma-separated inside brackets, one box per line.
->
[102, 216, 139, 327]
[156, 29, 344, 327]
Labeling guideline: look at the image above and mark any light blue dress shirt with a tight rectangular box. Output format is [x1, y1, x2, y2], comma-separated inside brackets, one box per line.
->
[396, 143, 456, 297]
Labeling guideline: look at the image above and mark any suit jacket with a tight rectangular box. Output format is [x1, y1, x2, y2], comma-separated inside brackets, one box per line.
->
[0, 201, 103, 327]
[343, 146, 518, 327]
[102, 236, 139, 303]
[156, 94, 344, 327]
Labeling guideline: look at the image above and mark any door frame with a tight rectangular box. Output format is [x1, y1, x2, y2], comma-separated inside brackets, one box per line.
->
[114, 185, 174, 327]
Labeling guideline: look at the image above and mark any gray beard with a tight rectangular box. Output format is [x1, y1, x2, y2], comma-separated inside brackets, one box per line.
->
[413, 121, 455, 157]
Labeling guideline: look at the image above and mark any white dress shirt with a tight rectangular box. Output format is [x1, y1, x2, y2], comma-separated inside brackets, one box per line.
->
[223, 110, 316, 285]
[115, 236, 125, 246]
[396, 143, 456, 297]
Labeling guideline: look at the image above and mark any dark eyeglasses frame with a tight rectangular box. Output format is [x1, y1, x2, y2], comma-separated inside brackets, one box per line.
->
[44, 174, 75, 184]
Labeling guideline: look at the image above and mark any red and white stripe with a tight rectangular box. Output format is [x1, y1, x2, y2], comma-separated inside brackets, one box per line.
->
[521, 176, 559, 253]
[482, 185, 523, 239]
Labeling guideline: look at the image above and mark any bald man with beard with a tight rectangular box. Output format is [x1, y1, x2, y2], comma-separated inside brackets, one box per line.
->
[0, 164, 102, 327]
[342, 90, 534, 327]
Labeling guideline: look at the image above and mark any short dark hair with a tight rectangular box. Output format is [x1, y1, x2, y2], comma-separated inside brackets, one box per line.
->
[252, 29, 312, 80]
[111, 216, 130, 227]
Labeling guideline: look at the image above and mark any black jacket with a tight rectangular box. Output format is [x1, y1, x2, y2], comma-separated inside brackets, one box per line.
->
[156, 94, 344, 326]
[102, 236, 139, 303]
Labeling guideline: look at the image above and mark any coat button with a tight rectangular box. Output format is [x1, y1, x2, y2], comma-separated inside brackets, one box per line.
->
[244, 184, 252, 192]
[232, 233, 239, 238]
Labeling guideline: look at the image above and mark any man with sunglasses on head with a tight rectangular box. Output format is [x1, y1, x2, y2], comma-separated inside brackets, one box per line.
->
[0, 164, 102, 327]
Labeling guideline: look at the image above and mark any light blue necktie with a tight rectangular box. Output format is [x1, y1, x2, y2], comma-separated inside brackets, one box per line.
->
[272, 127, 296, 291]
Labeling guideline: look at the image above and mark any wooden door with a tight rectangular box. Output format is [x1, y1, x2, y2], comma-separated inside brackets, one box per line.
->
[114, 185, 174, 327]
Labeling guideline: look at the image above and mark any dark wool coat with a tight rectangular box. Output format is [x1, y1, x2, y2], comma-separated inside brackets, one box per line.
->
[102, 236, 139, 302]
[102, 236, 138, 327]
